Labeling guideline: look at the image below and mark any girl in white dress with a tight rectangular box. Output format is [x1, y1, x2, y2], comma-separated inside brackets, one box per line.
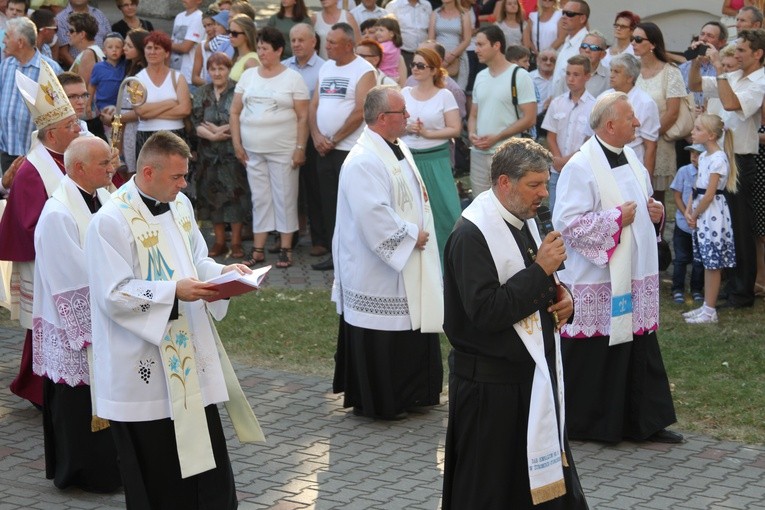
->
[684, 114, 738, 324]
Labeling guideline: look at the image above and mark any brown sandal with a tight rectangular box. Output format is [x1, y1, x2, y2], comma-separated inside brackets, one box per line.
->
[243, 247, 265, 267]
[276, 248, 292, 269]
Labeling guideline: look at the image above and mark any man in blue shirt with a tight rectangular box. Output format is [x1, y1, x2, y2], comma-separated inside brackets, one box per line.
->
[0, 17, 63, 173]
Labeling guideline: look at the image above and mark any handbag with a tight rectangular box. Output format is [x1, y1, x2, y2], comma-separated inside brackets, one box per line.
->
[661, 67, 695, 142]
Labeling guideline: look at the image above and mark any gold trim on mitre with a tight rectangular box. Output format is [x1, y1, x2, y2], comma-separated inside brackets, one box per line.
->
[15, 60, 76, 130]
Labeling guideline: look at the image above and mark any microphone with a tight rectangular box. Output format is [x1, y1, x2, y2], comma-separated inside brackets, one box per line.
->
[535, 205, 564, 271]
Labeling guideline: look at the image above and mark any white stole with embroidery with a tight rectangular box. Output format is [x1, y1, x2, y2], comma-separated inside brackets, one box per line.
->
[355, 128, 444, 333]
[581, 138, 647, 346]
[462, 190, 568, 505]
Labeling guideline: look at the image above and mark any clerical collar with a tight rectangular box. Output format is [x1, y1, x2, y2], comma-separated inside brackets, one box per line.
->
[384, 138, 406, 161]
[490, 189, 524, 229]
[76, 184, 101, 214]
[595, 135, 628, 169]
[136, 186, 170, 215]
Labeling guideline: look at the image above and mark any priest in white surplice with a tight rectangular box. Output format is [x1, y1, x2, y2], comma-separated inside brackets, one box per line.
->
[331, 86, 444, 420]
[552, 92, 681, 444]
[33, 137, 121, 493]
[85, 131, 263, 509]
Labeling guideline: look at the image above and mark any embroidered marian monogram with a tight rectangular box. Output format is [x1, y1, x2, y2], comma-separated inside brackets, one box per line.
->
[391, 164, 414, 212]
[519, 314, 543, 335]
[612, 293, 633, 317]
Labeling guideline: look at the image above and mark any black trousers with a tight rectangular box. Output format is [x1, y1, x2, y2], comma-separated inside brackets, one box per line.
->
[109, 404, 237, 510]
[316, 148, 350, 247]
[299, 136, 328, 248]
[725, 153, 757, 306]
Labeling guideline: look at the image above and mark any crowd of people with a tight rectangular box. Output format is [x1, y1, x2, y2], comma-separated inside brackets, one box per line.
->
[1, 0, 765, 508]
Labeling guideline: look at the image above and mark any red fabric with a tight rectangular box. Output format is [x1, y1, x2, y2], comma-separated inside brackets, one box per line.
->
[10, 329, 44, 406]
[0, 153, 65, 261]
[111, 171, 127, 189]
[521, 0, 537, 18]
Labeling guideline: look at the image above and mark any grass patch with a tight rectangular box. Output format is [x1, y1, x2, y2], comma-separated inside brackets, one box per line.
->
[216, 289, 339, 376]
[658, 281, 765, 444]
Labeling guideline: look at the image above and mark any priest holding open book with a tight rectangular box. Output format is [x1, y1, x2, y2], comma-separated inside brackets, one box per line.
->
[85, 131, 264, 509]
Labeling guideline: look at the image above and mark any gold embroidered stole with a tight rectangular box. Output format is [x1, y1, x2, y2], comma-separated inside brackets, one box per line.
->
[114, 185, 216, 478]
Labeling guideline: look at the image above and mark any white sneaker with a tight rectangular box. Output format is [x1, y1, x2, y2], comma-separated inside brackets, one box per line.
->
[682, 307, 704, 318]
[685, 310, 718, 324]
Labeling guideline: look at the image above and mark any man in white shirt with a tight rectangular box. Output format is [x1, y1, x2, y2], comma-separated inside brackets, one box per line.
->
[551, 0, 589, 97]
[542, 54, 595, 212]
[385, 0, 432, 71]
[350, 0, 386, 25]
[689, 28, 765, 309]
[309, 23, 375, 270]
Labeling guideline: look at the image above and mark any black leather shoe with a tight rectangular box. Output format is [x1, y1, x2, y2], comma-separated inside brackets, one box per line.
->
[311, 257, 334, 271]
[647, 429, 684, 444]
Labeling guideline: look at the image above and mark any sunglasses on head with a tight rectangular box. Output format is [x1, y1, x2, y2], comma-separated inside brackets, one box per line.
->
[580, 43, 604, 52]
[561, 10, 582, 18]
[630, 35, 647, 44]
[411, 62, 432, 70]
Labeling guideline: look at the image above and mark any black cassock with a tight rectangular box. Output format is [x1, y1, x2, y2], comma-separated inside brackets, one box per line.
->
[442, 217, 588, 510]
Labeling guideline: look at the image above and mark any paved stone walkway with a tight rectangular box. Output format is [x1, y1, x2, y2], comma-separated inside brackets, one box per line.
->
[2, 233, 765, 509]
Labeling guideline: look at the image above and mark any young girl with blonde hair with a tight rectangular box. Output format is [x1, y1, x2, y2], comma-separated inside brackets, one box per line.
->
[683, 113, 738, 323]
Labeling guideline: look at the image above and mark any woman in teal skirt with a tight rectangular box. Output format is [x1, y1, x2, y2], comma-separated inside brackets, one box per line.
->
[401, 48, 463, 264]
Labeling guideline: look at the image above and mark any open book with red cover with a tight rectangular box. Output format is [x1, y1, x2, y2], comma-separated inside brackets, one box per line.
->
[204, 265, 271, 301]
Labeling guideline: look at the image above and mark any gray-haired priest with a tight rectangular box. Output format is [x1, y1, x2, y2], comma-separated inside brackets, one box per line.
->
[331, 86, 444, 421]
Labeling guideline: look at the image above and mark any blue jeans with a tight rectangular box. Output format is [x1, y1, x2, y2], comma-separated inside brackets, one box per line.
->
[672, 227, 704, 294]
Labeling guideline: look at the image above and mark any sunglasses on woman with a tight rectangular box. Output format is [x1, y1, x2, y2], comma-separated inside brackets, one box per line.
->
[630, 35, 647, 44]
[411, 62, 433, 70]
[580, 43, 604, 52]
